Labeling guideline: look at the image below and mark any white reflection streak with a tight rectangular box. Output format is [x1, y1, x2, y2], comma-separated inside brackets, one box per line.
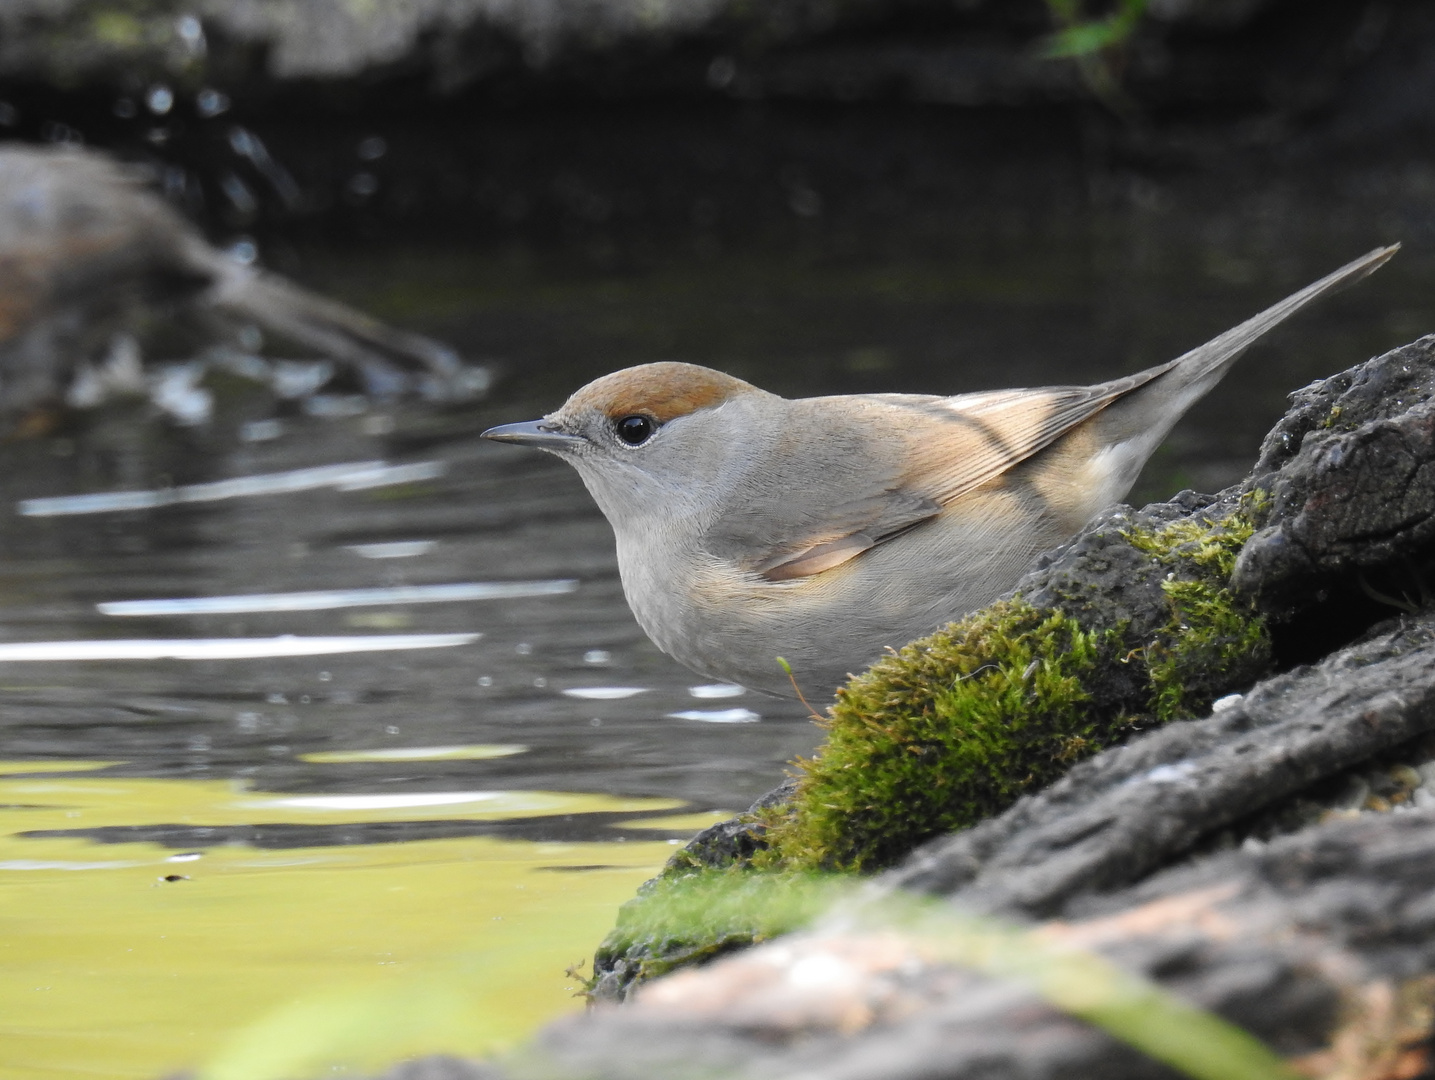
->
[0, 634, 480, 661]
[263, 792, 503, 811]
[688, 684, 745, 699]
[667, 708, 761, 724]
[346, 541, 437, 559]
[0, 860, 147, 871]
[97, 580, 577, 616]
[18, 460, 446, 517]
[561, 687, 648, 700]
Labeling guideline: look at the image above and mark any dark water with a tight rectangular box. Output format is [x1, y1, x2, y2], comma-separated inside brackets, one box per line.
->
[6, 219, 1423, 819]
[0, 397, 817, 817]
[0, 138, 1431, 1078]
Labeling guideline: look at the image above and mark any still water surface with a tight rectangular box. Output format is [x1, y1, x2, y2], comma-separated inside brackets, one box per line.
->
[0, 345, 816, 1079]
[0, 186, 1428, 1078]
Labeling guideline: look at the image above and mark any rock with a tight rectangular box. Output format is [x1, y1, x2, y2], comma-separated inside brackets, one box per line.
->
[589, 781, 800, 1002]
[0, 143, 473, 425]
[883, 610, 1435, 913]
[522, 805, 1435, 1080]
[660, 780, 799, 875]
[522, 602, 1435, 1075]
[1234, 334, 1435, 616]
[0, 0, 982, 87]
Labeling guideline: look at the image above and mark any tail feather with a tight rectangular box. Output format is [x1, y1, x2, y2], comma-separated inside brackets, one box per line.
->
[1097, 244, 1400, 451]
[1079, 243, 1399, 506]
[1153, 243, 1400, 398]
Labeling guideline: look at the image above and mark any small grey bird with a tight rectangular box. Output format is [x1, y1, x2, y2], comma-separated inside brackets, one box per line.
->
[483, 246, 1397, 697]
[0, 143, 463, 425]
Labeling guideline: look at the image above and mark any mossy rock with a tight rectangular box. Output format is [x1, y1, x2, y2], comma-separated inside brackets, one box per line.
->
[589, 869, 849, 1000]
[591, 490, 1273, 999]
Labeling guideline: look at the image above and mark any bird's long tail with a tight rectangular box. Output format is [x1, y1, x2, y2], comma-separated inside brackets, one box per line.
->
[1154, 243, 1399, 400]
[198, 251, 467, 399]
[1098, 243, 1400, 449]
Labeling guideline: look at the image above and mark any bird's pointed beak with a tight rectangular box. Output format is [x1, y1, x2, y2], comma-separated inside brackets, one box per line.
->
[480, 419, 585, 451]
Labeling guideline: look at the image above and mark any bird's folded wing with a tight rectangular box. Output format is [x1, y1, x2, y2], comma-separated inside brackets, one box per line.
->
[901, 376, 1160, 505]
[705, 379, 1158, 584]
[706, 484, 942, 583]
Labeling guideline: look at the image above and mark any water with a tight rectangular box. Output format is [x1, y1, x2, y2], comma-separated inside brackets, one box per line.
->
[0, 363, 816, 1080]
[0, 156, 1430, 1078]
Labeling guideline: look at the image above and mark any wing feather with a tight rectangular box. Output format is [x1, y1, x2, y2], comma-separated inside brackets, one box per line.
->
[702, 374, 1159, 584]
[889, 372, 1163, 506]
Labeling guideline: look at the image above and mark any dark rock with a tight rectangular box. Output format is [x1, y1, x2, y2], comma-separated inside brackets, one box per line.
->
[0, 0, 1419, 144]
[519, 806, 1435, 1080]
[0, 0, 1281, 90]
[662, 780, 798, 874]
[1235, 334, 1435, 615]
[589, 781, 798, 1002]
[0, 143, 472, 423]
[883, 610, 1435, 913]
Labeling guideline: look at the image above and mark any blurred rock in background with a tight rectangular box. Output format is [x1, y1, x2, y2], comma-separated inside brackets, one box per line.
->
[0, 143, 475, 430]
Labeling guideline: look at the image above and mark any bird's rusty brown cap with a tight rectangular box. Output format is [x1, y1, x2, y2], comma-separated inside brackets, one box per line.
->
[558, 362, 761, 424]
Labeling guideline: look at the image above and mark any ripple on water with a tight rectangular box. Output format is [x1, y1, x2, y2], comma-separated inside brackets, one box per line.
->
[17, 460, 447, 516]
[0, 634, 481, 661]
[96, 580, 577, 616]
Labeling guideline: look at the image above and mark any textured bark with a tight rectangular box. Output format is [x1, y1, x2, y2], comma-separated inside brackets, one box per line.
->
[1235, 335, 1435, 613]
[522, 807, 1435, 1080]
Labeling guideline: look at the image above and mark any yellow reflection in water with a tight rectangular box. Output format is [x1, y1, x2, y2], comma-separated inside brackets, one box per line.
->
[0, 759, 121, 775]
[0, 764, 676, 1080]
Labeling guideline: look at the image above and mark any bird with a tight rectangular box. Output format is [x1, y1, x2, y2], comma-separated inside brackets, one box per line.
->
[482, 245, 1398, 698]
[0, 143, 467, 428]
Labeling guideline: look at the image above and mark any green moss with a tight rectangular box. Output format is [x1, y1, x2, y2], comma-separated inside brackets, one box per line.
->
[589, 869, 849, 993]
[1123, 510, 1271, 723]
[762, 506, 1271, 874]
[763, 601, 1130, 872]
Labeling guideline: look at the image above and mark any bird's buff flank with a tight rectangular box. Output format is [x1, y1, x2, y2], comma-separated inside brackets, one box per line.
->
[483, 246, 1398, 698]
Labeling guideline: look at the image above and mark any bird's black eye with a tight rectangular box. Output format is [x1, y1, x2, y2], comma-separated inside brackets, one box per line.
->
[614, 414, 655, 445]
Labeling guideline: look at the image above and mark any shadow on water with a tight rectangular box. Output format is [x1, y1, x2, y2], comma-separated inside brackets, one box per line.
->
[0, 105, 1431, 1076]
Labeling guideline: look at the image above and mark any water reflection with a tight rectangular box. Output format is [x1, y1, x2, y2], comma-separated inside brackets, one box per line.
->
[0, 633, 481, 660]
[298, 744, 527, 763]
[18, 460, 446, 516]
[0, 762, 675, 1078]
[667, 708, 763, 724]
[345, 540, 438, 559]
[97, 580, 576, 615]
